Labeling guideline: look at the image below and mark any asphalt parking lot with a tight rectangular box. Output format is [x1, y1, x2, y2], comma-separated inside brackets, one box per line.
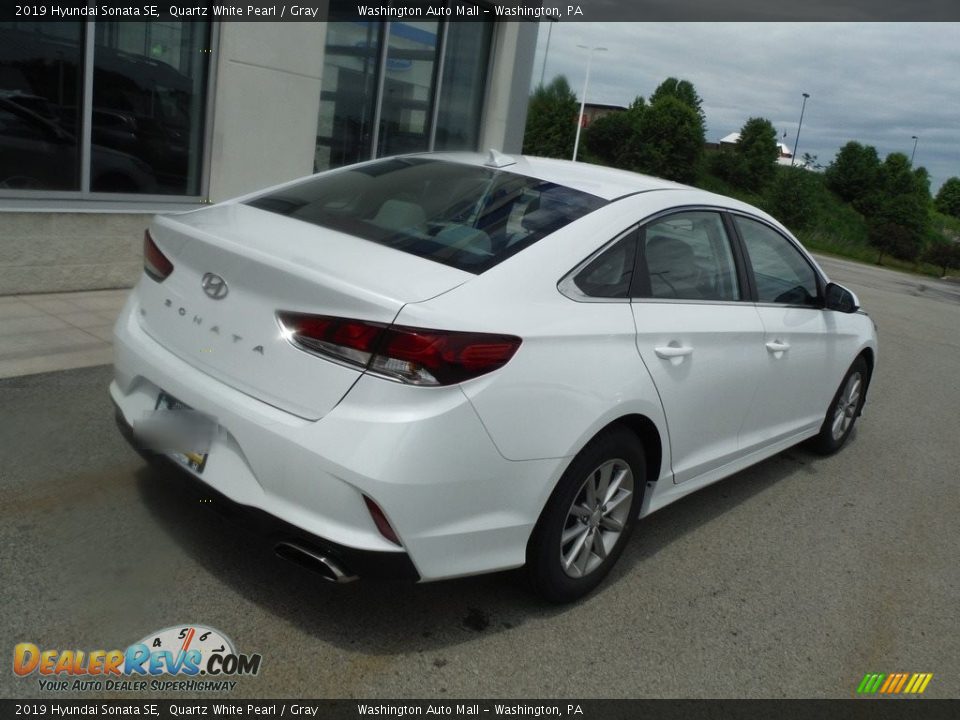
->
[1, 256, 958, 699]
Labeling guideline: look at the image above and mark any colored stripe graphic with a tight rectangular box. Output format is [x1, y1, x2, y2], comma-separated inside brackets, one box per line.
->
[893, 673, 909, 693]
[879, 674, 897, 693]
[857, 673, 885, 694]
[857, 672, 933, 695]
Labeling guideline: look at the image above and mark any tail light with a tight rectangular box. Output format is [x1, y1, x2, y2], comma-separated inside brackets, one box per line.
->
[277, 311, 521, 386]
[143, 230, 173, 281]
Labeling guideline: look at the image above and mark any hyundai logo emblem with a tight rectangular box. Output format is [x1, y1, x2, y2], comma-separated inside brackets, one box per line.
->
[201, 272, 229, 300]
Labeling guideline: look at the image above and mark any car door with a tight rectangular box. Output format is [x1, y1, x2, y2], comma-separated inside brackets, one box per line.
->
[630, 210, 767, 484]
[730, 214, 838, 450]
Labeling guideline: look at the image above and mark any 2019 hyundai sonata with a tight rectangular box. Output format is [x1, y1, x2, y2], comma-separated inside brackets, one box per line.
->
[111, 151, 877, 601]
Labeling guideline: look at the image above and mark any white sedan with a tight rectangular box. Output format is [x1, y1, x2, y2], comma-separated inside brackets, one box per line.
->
[111, 152, 877, 602]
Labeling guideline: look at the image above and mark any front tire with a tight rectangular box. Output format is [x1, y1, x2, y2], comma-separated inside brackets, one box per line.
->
[810, 356, 869, 455]
[527, 427, 644, 603]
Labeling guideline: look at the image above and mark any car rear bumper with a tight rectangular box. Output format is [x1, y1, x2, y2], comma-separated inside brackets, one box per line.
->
[111, 292, 566, 581]
[113, 406, 420, 581]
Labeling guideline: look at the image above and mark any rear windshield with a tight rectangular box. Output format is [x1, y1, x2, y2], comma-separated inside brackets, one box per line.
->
[246, 158, 607, 274]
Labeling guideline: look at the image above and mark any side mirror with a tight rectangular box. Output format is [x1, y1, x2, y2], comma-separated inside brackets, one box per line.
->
[824, 282, 859, 313]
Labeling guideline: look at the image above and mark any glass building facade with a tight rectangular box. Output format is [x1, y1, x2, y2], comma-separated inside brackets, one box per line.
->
[2, 16, 499, 200]
[0, 21, 211, 197]
[0, 16, 535, 294]
[315, 19, 494, 172]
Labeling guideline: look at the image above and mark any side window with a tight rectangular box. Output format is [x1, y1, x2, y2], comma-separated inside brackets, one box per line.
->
[571, 232, 638, 299]
[734, 216, 819, 306]
[640, 211, 740, 301]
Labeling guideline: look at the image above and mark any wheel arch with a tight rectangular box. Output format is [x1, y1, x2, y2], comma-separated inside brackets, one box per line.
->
[858, 346, 875, 379]
[855, 346, 875, 412]
[609, 414, 663, 490]
[528, 412, 665, 542]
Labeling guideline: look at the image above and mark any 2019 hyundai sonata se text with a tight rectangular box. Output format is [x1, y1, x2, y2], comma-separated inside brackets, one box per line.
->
[111, 152, 877, 601]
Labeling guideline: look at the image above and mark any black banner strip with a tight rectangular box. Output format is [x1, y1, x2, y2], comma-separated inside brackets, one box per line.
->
[3, 1, 960, 23]
[2, 699, 960, 720]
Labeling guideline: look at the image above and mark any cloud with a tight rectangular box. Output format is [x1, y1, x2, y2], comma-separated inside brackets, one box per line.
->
[531, 22, 960, 191]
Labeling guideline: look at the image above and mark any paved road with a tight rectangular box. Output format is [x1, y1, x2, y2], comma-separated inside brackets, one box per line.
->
[1, 258, 958, 699]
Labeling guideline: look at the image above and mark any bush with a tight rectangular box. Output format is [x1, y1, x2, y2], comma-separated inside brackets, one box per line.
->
[868, 221, 923, 264]
[922, 241, 960, 276]
[583, 100, 643, 168]
[934, 177, 960, 218]
[734, 117, 779, 192]
[522, 76, 578, 160]
[711, 117, 778, 193]
[763, 167, 823, 231]
[825, 141, 881, 207]
[635, 96, 703, 183]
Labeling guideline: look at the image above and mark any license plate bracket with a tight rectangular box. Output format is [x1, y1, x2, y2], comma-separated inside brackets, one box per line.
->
[150, 391, 214, 474]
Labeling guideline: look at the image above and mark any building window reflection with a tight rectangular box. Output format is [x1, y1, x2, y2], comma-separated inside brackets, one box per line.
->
[434, 20, 492, 151]
[0, 19, 211, 198]
[92, 22, 210, 195]
[315, 21, 382, 170]
[377, 21, 440, 158]
[0, 22, 84, 191]
[315, 17, 493, 172]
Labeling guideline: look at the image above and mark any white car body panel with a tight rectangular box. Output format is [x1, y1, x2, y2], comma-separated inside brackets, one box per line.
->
[631, 300, 767, 484]
[111, 152, 878, 585]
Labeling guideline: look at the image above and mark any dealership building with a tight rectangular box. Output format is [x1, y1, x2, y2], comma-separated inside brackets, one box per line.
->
[0, 12, 537, 294]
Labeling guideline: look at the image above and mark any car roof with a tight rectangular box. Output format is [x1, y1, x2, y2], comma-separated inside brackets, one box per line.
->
[419, 151, 693, 202]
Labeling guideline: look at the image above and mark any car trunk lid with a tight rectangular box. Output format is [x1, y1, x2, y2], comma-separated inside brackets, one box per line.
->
[135, 203, 471, 419]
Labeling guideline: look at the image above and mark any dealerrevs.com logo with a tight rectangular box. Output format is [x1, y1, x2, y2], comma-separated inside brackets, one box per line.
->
[13, 625, 262, 692]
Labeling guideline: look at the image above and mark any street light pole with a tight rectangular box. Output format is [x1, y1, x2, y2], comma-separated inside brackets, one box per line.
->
[910, 135, 919, 165]
[539, 18, 558, 88]
[572, 44, 607, 162]
[791, 92, 810, 167]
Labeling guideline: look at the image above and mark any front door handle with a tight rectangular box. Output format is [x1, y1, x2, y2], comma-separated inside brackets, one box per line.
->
[655, 345, 693, 358]
[655, 344, 694, 365]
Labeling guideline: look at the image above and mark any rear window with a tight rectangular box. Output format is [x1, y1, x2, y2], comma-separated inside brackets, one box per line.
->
[246, 158, 607, 274]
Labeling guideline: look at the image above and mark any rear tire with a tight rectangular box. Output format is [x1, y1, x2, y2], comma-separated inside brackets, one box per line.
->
[526, 427, 644, 603]
[810, 356, 869, 455]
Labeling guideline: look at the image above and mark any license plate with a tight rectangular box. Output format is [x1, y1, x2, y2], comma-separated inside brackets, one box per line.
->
[140, 391, 215, 474]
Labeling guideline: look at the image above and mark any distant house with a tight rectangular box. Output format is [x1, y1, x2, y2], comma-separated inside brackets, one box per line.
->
[579, 103, 628, 128]
[719, 132, 798, 166]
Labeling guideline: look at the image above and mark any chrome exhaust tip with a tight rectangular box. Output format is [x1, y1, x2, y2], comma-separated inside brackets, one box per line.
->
[274, 542, 358, 583]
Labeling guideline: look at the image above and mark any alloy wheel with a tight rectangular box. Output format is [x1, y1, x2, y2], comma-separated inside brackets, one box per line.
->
[831, 371, 862, 441]
[560, 459, 634, 578]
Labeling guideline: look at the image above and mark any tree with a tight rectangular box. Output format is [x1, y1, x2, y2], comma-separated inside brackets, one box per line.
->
[864, 152, 931, 264]
[876, 153, 930, 233]
[764, 166, 823, 231]
[583, 96, 644, 168]
[824, 141, 881, 209]
[635, 95, 704, 184]
[935, 177, 960, 218]
[716, 117, 779, 192]
[799, 152, 823, 171]
[922, 241, 960, 276]
[522, 76, 578, 159]
[868, 221, 922, 264]
[648, 77, 705, 133]
[913, 166, 932, 201]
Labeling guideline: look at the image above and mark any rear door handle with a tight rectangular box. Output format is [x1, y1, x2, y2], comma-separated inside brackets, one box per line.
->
[765, 340, 790, 357]
[655, 345, 693, 360]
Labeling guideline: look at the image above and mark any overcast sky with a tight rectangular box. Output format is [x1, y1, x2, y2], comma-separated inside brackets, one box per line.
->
[530, 23, 960, 192]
